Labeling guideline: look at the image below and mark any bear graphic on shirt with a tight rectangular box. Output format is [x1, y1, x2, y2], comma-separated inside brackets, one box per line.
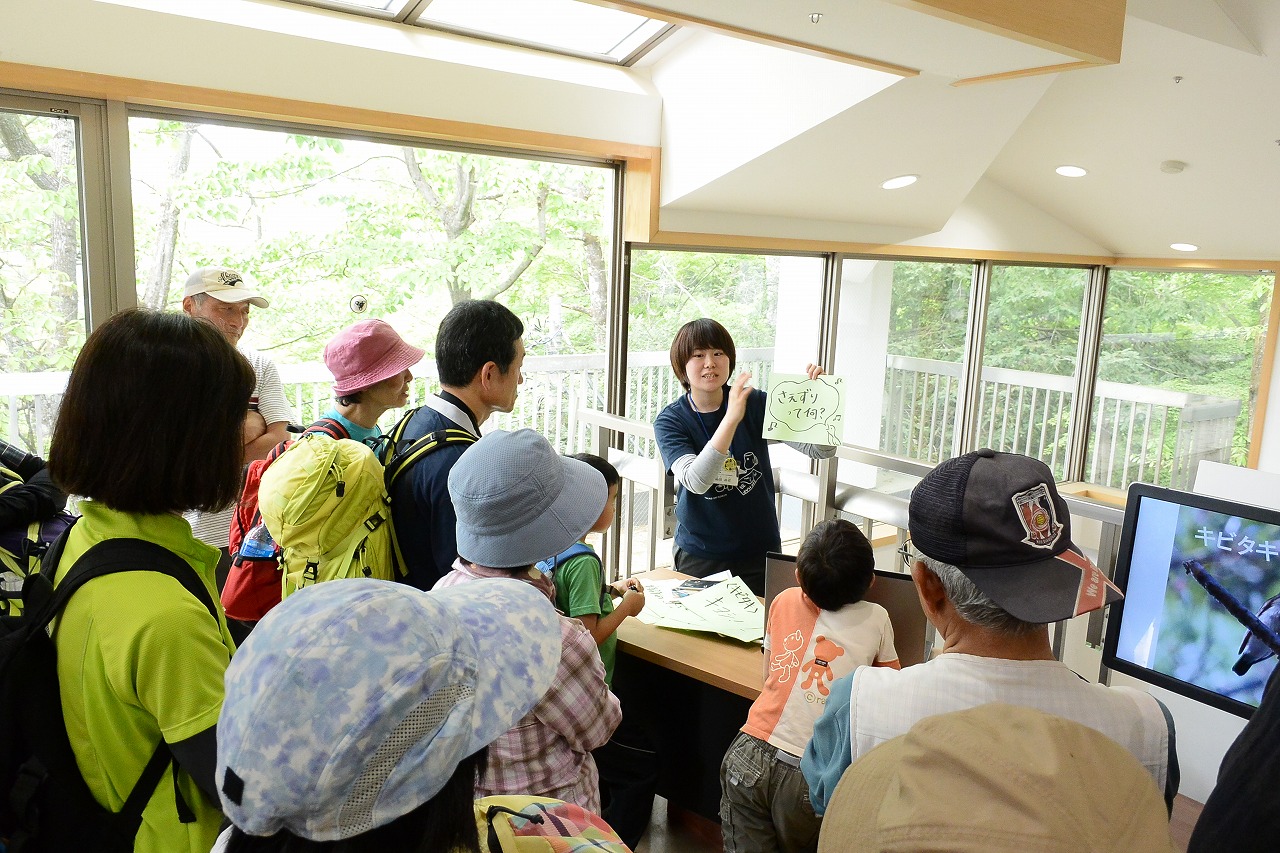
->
[799, 635, 845, 696]
[770, 630, 805, 683]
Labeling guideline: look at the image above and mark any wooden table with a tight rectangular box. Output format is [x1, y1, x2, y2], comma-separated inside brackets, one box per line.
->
[613, 570, 764, 822]
[616, 569, 764, 700]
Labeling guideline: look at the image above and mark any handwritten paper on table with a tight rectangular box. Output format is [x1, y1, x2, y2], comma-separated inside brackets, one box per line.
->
[763, 374, 844, 446]
[634, 576, 764, 643]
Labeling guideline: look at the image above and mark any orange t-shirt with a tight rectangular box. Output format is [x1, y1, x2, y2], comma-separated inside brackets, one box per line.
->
[742, 588, 897, 757]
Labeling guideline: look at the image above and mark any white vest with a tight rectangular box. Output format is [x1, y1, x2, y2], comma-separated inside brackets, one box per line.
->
[850, 654, 1171, 791]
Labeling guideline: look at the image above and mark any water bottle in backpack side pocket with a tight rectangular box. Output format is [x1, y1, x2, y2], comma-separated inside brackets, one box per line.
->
[239, 522, 278, 560]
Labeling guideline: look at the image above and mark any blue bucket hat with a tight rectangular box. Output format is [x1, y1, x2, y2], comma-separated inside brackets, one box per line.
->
[216, 578, 561, 841]
[449, 429, 607, 568]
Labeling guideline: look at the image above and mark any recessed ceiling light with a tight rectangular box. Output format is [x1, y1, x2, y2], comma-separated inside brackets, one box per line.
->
[881, 175, 918, 190]
[1170, 243, 1199, 252]
[1055, 165, 1087, 177]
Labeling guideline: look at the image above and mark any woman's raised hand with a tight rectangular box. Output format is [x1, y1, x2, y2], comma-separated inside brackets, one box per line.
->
[726, 371, 753, 424]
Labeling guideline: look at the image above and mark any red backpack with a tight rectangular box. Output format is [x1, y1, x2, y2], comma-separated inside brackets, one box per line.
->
[221, 418, 348, 621]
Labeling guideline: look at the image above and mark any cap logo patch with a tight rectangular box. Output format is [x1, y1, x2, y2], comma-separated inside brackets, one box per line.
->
[1012, 483, 1062, 549]
[218, 270, 243, 287]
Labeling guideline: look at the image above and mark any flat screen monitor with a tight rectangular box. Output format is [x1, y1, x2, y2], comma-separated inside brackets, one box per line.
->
[1102, 483, 1280, 718]
[764, 552, 931, 668]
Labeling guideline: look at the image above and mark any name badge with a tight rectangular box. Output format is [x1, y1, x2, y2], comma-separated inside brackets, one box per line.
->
[712, 456, 739, 487]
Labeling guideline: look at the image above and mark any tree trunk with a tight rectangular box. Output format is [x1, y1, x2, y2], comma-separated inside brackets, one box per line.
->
[0, 113, 81, 450]
[142, 125, 196, 309]
[477, 183, 549, 301]
[581, 230, 609, 347]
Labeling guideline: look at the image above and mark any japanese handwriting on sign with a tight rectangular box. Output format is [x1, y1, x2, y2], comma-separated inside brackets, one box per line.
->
[763, 373, 845, 446]
[1196, 526, 1280, 561]
[634, 576, 764, 643]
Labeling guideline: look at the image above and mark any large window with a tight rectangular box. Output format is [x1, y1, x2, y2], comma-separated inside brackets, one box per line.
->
[836, 258, 974, 469]
[977, 264, 1089, 480]
[625, 249, 826, 563]
[0, 107, 88, 455]
[1086, 269, 1273, 489]
[130, 116, 616, 449]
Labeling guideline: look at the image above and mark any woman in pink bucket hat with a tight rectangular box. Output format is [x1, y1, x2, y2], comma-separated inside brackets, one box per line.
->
[321, 320, 425, 446]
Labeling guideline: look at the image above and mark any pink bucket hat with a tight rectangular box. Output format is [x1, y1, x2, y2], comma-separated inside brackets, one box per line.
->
[324, 320, 425, 396]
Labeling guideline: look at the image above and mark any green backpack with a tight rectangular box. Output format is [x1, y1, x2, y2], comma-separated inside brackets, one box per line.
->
[258, 433, 396, 599]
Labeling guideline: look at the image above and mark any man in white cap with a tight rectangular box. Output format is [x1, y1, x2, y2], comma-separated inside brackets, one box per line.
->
[802, 449, 1178, 817]
[182, 267, 295, 579]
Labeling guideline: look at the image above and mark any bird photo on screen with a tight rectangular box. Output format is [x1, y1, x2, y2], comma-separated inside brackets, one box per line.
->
[1234, 592, 1280, 675]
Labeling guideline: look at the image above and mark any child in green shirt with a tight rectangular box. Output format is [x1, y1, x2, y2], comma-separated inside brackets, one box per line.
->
[542, 453, 655, 848]
[546, 454, 645, 686]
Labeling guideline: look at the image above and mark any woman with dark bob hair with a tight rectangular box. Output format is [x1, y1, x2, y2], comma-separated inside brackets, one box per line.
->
[653, 318, 835, 595]
[46, 308, 254, 853]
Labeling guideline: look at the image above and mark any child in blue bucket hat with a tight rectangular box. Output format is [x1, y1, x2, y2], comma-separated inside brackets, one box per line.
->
[436, 428, 622, 813]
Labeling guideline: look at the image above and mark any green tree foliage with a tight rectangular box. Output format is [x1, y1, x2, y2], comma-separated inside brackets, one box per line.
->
[627, 250, 778, 351]
[882, 260, 1271, 475]
[130, 120, 614, 363]
[885, 260, 971, 362]
[985, 265, 1087, 376]
[1099, 269, 1272, 468]
[0, 111, 84, 451]
[1100, 269, 1271, 397]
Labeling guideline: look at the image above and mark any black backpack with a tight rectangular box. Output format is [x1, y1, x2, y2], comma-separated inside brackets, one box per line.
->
[382, 410, 479, 572]
[0, 528, 219, 852]
[0, 443, 74, 618]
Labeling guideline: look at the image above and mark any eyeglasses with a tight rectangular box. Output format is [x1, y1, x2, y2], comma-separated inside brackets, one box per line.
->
[897, 543, 914, 570]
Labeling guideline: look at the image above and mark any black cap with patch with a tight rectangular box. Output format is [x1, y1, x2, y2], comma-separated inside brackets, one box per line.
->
[908, 449, 1121, 624]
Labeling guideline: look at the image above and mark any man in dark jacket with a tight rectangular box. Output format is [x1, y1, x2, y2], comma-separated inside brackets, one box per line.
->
[389, 300, 525, 590]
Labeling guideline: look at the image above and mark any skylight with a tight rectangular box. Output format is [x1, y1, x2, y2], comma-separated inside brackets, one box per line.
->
[301, 0, 413, 17]
[281, 0, 674, 64]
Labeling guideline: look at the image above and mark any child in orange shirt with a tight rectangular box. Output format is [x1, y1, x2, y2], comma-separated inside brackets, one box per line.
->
[719, 519, 899, 853]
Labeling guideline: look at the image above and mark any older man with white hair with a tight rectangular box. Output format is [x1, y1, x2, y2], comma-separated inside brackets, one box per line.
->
[181, 267, 294, 583]
[802, 449, 1178, 815]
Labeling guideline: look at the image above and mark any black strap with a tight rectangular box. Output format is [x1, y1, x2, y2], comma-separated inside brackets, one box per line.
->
[122, 741, 176, 826]
[304, 417, 349, 441]
[383, 428, 477, 489]
[40, 538, 219, 625]
[486, 803, 545, 851]
[29, 528, 221, 832]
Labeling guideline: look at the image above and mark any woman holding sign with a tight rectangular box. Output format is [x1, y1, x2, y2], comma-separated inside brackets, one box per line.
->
[654, 318, 836, 595]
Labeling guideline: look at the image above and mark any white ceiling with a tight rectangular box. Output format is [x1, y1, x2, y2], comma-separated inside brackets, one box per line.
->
[633, 0, 1280, 262]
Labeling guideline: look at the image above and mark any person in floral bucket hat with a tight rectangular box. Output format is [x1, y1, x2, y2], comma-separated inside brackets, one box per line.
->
[212, 577, 561, 851]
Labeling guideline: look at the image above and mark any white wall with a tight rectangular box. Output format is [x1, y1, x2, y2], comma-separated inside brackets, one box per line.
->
[906, 178, 1113, 256]
[835, 259, 894, 450]
[1255, 341, 1280, 474]
[649, 30, 900, 206]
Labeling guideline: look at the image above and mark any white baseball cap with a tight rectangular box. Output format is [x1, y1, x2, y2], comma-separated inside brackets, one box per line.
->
[183, 267, 269, 308]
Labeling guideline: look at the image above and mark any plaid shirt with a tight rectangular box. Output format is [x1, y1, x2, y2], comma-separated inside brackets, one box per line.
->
[478, 616, 621, 812]
[435, 567, 622, 811]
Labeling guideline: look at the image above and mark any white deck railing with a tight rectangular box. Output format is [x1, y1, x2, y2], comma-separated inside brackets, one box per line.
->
[2, 349, 1241, 490]
[883, 354, 1242, 489]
